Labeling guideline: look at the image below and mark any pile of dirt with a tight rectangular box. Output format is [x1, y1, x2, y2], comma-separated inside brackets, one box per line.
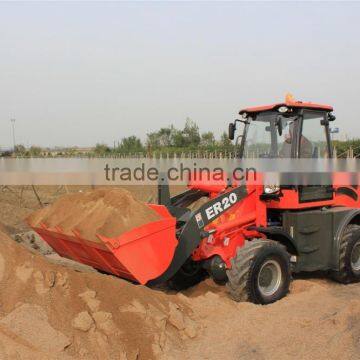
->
[27, 189, 161, 243]
[2, 221, 360, 360]
[2, 186, 360, 359]
[0, 221, 16, 235]
[0, 229, 197, 359]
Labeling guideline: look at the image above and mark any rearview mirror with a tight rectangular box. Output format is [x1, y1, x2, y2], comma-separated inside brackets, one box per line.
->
[228, 123, 235, 140]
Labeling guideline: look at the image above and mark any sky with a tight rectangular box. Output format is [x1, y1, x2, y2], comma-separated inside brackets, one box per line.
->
[0, 1, 360, 148]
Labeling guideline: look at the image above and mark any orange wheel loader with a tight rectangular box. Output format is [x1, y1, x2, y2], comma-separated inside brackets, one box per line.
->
[30, 98, 360, 304]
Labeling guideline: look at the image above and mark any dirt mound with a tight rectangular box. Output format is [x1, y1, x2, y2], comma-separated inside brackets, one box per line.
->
[27, 189, 161, 243]
[2, 223, 360, 360]
[0, 229, 197, 359]
[0, 221, 16, 235]
[3, 186, 360, 359]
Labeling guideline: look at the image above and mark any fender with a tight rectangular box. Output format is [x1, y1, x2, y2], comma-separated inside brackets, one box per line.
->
[148, 186, 248, 285]
[335, 187, 359, 202]
[249, 226, 298, 255]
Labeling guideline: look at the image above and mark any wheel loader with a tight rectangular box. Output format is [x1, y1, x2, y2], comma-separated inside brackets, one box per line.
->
[30, 97, 360, 304]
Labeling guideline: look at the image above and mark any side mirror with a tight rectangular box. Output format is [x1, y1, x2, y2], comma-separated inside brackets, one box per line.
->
[228, 123, 235, 140]
[321, 119, 329, 126]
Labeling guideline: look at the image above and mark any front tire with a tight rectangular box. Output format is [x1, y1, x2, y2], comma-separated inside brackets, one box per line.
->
[331, 224, 360, 284]
[227, 239, 291, 304]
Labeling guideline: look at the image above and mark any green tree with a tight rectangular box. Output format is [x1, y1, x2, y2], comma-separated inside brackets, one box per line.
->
[29, 146, 42, 156]
[119, 136, 144, 153]
[146, 126, 174, 149]
[219, 131, 232, 147]
[94, 143, 111, 156]
[333, 139, 360, 158]
[201, 131, 216, 147]
[182, 118, 200, 147]
[146, 132, 161, 149]
[171, 129, 187, 147]
[158, 127, 174, 147]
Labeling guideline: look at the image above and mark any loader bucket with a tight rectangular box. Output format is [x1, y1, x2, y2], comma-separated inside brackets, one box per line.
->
[30, 204, 178, 285]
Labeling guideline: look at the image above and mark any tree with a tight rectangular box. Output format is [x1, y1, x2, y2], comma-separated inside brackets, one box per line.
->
[14, 144, 26, 156]
[182, 118, 200, 147]
[146, 132, 160, 149]
[146, 126, 174, 149]
[29, 146, 42, 156]
[94, 143, 111, 156]
[201, 132, 216, 147]
[158, 127, 174, 147]
[171, 129, 186, 147]
[118, 136, 144, 153]
[146, 120, 200, 149]
[219, 131, 233, 147]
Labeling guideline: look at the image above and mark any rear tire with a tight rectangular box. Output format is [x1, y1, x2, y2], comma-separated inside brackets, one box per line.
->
[227, 239, 291, 304]
[167, 260, 207, 291]
[331, 224, 360, 284]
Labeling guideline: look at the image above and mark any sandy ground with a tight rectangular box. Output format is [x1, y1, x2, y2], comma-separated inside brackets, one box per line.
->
[1, 186, 360, 359]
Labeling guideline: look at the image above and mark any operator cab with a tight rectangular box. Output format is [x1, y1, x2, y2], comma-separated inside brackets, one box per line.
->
[229, 96, 337, 203]
[229, 95, 335, 159]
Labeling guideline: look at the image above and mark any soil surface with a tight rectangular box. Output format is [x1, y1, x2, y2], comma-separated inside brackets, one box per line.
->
[0, 186, 360, 359]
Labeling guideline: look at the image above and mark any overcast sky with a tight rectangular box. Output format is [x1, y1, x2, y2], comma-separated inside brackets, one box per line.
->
[0, 1, 359, 148]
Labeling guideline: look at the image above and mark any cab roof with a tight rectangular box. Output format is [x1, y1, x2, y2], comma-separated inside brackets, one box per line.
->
[239, 98, 333, 115]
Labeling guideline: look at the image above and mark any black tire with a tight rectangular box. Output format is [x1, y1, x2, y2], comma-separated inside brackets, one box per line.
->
[167, 260, 207, 291]
[227, 239, 291, 304]
[331, 224, 360, 284]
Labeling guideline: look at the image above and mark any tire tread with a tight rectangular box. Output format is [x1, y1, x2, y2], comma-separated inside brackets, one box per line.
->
[226, 239, 290, 304]
[331, 224, 360, 284]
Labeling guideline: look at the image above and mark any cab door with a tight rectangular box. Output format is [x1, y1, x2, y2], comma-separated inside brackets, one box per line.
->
[296, 110, 333, 203]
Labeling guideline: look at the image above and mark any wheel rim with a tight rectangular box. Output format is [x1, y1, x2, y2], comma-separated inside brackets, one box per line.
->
[350, 242, 360, 272]
[257, 260, 282, 297]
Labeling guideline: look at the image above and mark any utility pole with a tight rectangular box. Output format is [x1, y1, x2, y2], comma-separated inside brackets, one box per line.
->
[10, 118, 16, 150]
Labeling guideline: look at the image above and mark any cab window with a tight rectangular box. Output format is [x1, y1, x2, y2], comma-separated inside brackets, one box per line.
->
[300, 111, 330, 158]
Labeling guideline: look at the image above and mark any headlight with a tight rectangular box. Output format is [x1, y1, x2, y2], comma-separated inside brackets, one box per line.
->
[278, 106, 288, 113]
[264, 185, 280, 194]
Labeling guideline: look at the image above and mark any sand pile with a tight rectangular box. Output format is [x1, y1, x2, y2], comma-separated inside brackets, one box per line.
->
[2, 186, 360, 359]
[0, 229, 198, 359]
[2, 222, 360, 360]
[27, 189, 161, 243]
